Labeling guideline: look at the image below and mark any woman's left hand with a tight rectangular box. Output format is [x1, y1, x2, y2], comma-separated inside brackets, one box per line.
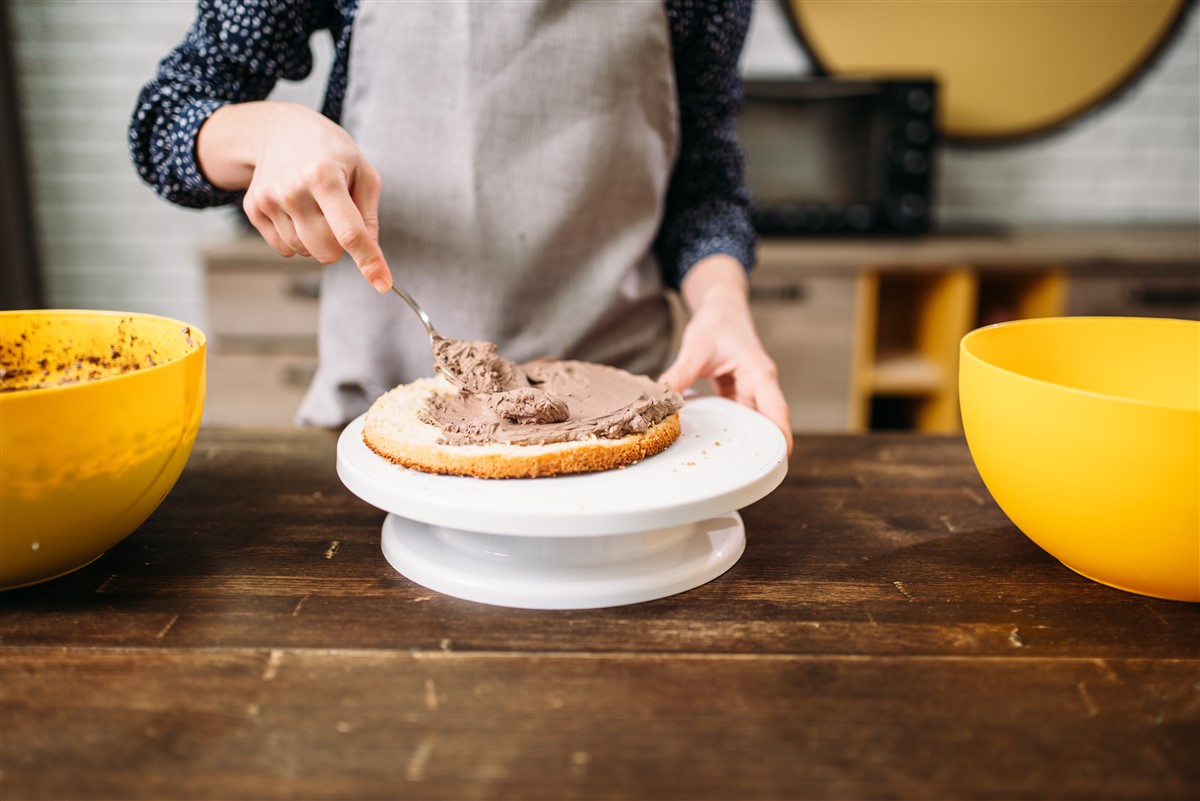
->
[660, 255, 794, 456]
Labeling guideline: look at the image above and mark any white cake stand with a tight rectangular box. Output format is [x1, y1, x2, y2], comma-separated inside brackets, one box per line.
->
[336, 396, 788, 609]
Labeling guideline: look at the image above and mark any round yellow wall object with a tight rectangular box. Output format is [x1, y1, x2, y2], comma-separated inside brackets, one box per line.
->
[788, 0, 1189, 140]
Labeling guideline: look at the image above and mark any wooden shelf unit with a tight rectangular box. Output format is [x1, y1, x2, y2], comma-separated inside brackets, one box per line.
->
[975, 269, 1067, 328]
[850, 267, 1066, 432]
[198, 226, 1199, 430]
[200, 237, 321, 426]
[754, 226, 1198, 433]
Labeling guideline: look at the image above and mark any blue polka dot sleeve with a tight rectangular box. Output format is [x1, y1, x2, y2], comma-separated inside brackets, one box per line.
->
[128, 0, 344, 209]
[129, 0, 756, 285]
[658, 0, 757, 288]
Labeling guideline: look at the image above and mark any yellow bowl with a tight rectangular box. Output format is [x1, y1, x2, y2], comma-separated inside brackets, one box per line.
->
[960, 317, 1199, 602]
[1, 310, 205, 590]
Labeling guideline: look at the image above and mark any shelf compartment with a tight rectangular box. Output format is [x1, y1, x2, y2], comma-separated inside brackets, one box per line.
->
[870, 353, 943, 395]
[852, 267, 978, 432]
[976, 269, 1067, 328]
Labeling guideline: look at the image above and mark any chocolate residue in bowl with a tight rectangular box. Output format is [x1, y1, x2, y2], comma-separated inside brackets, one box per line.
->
[0, 316, 195, 394]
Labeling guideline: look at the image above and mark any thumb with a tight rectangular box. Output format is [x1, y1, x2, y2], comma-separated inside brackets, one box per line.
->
[659, 344, 707, 395]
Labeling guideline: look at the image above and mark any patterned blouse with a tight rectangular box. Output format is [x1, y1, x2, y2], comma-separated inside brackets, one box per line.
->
[129, 0, 756, 288]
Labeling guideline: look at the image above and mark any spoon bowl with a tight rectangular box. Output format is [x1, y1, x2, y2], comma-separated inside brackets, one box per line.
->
[389, 284, 464, 388]
[389, 283, 527, 394]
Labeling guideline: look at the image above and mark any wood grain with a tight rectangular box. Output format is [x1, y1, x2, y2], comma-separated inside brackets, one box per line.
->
[3, 649, 1197, 801]
[1, 430, 1197, 800]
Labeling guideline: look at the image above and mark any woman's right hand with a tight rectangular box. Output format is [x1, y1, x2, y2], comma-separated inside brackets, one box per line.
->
[196, 101, 392, 292]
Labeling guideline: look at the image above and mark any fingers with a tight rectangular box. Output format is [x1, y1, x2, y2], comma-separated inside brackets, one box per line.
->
[659, 342, 708, 395]
[751, 373, 794, 456]
[738, 357, 792, 454]
[271, 207, 311, 257]
[243, 199, 294, 257]
[313, 169, 391, 293]
[724, 365, 793, 456]
[244, 189, 311, 258]
[242, 157, 391, 294]
[352, 162, 382, 244]
[663, 351, 793, 454]
[713, 374, 737, 400]
[287, 195, 340, 264]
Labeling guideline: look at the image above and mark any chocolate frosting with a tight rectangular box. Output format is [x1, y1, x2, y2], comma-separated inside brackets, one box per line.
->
[420, 356, 684, 446]
[432, 337, 529, 395]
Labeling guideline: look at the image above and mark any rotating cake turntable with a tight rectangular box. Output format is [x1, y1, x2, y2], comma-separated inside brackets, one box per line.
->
[336, 396, 788, 609]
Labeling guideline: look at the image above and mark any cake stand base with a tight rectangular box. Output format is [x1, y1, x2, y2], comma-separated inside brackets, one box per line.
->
[380, 511, 746, 609]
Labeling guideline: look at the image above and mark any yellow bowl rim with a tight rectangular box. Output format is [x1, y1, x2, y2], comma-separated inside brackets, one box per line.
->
[960, 315, 1199, 414]
[0, 308, 206, 401]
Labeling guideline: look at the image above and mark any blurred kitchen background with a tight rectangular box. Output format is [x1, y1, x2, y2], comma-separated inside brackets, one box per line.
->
[3, 0, 1198, 430]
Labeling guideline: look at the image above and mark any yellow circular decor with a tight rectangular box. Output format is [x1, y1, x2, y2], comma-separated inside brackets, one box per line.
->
[786, 0, 1190, 141]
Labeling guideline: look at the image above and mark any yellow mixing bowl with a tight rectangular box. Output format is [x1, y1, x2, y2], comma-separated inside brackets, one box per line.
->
[960, 317, 1199, 602]
[1, 310, 205, 589]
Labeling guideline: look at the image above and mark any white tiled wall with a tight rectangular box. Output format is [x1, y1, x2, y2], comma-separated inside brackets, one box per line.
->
[935, 7, 1200, 226]
[10, 0, 331, 326]
[13, 1, 221, 326]
[10, 0, 1200, 323]
[744, 0, 1200, 226]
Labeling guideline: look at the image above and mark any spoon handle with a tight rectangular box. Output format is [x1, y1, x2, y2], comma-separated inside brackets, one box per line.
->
[390, 284, 439, 341]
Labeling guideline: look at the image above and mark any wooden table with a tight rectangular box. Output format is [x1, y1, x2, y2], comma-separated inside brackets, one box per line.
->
[2, 430, 1197, 800]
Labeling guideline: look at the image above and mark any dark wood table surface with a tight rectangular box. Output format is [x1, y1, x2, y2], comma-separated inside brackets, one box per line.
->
[2, 429, 1197, 801]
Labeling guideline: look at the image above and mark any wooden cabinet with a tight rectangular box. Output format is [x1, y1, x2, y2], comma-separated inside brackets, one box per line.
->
[850, 267, 1067, 431]
[755, 226, 1198, 433]
[202, 227, 1199, 430]
[200, 238, 320, 427]
[747, 273, 859, 433]
[855, 267, 982, 431]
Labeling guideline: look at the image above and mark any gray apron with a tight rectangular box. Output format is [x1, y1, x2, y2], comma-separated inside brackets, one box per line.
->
[297, 0, 679, 426]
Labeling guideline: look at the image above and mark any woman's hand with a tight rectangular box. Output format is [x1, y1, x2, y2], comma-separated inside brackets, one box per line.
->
[660, 255, 793, 455]
[197, 101, 392, 292]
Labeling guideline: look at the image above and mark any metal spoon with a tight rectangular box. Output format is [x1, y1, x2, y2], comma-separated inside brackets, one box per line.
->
[389, 284, 458, 385]
[389, 283, 568, 421]
[389, 283, 524, 394]
[390, 284, 441, 346]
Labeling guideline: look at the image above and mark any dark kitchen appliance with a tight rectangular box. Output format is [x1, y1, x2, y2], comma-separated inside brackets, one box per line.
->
[738, 77, 937, 235]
